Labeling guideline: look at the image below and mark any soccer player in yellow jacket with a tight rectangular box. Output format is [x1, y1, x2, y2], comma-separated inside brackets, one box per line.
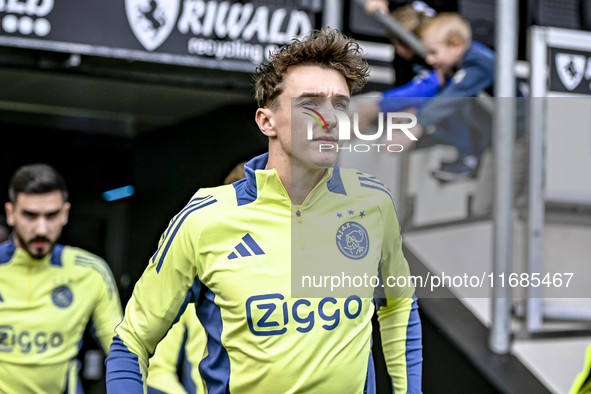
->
[0, 164, 122, 393]
[570, 345, 591, 394]
[107, 28, 422, 393]
[147, 304, 207, 394]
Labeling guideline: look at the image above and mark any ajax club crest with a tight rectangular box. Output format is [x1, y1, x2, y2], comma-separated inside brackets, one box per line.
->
[126, 0, 180, 51]
[336, 221, 369, 260]
[51, 285, 73, 308]
[555, 53, 586, 91]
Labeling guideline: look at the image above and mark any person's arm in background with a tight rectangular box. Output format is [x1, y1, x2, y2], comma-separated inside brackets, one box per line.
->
[106, 191, 213, 393]
[416, 50, 495, 130]
[88, 254, 123, 355]
[378, 297, 422, 393]
[357, 70, 441, 131]
[380, 69, 441, 112]
[147, 315, 189, 394]
[148, 303, 207, 394]
[376, 193, 422, 393]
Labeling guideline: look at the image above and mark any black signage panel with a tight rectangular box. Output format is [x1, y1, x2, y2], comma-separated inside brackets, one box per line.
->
[0, 0, 320, 72]
[549, 47, 591, 95]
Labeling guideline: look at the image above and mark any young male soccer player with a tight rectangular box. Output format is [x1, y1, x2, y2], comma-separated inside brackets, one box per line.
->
[106, 28, 422, 393]
[0, 164, 122, 393]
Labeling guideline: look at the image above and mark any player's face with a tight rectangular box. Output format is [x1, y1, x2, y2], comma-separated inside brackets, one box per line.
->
[422, 31, 463, 74]
[5, 191, 70, 259]
[272, 65, 350, 171]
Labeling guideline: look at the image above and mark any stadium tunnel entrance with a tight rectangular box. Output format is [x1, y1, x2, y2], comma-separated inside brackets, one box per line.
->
[0, 45, 532, 393]
[0, 46, 270, 393]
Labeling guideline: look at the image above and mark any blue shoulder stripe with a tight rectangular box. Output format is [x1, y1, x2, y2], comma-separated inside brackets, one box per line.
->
[357, 173, 394, 199]
[166, 196, 212, 240]
[359, 183, 394, 201]
[156, 199, 217, 273]
[406, 297, 423, 393]
[358, 176, 386, 188]
[358, 173, 394, 199]
[152, 196, 213, 264]
[74, 257, 117, 299]
[358, 175, 401, 233]
[106, 335, 144, 393]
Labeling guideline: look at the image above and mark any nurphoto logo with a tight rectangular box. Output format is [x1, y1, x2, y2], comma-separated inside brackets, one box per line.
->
[304, 108, 418, 153]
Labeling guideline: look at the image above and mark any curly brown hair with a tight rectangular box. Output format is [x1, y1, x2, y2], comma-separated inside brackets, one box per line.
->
[253, 28, 369, 110]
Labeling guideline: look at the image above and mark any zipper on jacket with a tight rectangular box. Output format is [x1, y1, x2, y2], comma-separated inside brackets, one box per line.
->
[294, 171, 333, 251]
[296, 210, 305, 250]
[27, 264, 32, 302]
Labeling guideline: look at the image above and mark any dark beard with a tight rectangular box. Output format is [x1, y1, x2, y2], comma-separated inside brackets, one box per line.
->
[16, 232, 54, 259]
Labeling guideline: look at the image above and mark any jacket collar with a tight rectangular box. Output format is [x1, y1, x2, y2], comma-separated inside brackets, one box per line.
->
[236, 153, 346, 206]
[0, 233, 64, 267]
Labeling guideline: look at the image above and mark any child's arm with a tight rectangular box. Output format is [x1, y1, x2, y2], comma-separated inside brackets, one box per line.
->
[357, 70, 440, 132]
[379, 70, 441, 113]
[416, 58, 494, 129]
